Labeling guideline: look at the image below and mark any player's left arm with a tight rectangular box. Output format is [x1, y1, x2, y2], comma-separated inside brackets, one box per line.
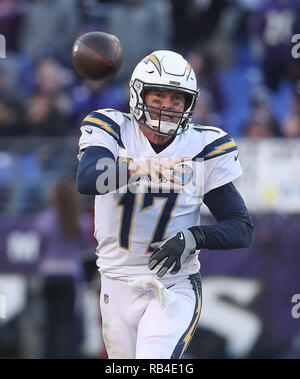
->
[149, 132, 255, 277]
[189, 182, 254, 250]
[148, 182, 254, 278]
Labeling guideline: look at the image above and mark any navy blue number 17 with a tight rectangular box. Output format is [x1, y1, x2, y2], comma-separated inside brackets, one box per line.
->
[117, 187, 180, 253]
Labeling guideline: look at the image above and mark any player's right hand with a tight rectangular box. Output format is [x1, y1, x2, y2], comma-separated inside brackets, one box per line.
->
[128, 157, 191, 185]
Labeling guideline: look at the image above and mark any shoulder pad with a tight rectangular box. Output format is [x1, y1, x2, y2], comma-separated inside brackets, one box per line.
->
[82, 108, 125, 148]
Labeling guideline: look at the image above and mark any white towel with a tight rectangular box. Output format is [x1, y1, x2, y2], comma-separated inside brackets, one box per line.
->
[128, 276, 176, 309]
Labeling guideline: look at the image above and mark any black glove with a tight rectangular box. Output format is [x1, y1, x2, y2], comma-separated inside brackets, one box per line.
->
[148, 230, 199, 278]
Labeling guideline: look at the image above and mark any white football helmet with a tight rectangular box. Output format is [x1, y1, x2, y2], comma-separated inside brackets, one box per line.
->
[129, 50, 199, 136]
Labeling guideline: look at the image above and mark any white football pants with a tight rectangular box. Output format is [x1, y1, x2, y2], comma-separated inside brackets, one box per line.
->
[100, 273, 202, 359]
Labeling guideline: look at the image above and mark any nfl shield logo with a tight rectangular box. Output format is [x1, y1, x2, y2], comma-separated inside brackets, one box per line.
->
[104, 294, 109, 304]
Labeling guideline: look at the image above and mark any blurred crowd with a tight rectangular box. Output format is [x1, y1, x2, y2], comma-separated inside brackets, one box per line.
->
[0, 0, 300, 139]
[1, 0, 300, 360]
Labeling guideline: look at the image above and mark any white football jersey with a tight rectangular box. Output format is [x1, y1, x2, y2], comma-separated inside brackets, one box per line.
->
[78, 109, 242, 286]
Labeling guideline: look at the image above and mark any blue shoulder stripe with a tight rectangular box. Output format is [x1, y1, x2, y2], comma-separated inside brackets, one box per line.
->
[82, 111, 125, 148]
[193, 134, 238, 161]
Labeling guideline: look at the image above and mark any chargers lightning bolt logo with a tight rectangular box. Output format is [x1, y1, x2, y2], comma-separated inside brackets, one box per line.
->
[142, 55, 162, 76]
[205, 140, 237, 158]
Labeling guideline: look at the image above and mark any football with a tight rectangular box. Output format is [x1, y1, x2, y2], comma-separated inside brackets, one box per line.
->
[72, 31, 122, 81]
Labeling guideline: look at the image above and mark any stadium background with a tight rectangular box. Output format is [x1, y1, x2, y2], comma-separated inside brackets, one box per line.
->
[0, 0, 299, 359]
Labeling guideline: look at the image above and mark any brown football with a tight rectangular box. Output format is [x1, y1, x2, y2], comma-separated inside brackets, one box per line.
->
[72, 31, 122, 80]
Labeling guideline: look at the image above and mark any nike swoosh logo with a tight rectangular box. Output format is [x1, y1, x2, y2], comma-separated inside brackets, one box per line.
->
[85, 128, 93, 135]
[179, 233, 184, 240]
[234, 153, 239, 161]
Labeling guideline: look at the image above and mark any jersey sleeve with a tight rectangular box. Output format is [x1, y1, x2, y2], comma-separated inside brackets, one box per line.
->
[204, 151, 242, 194]
[195, 132, 242, 194]
[78, 109, 125, 161]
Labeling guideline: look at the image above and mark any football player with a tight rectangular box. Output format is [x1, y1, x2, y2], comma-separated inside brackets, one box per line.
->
[76, 50, 254, 359]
